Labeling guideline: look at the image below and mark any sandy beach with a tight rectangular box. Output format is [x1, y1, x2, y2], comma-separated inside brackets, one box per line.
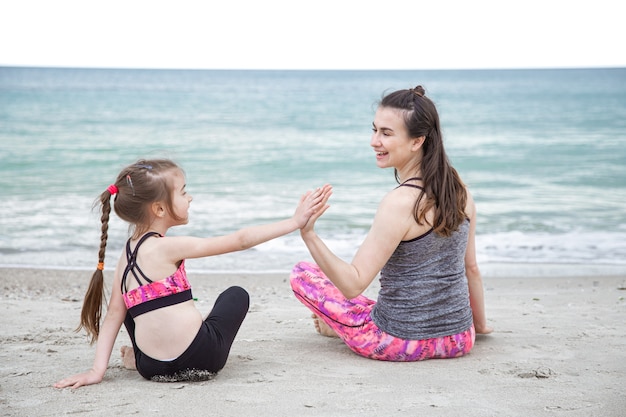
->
[1, 267, 625, 416]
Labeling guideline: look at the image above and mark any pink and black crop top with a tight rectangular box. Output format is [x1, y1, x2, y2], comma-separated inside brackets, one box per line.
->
[121, 232, 193, 318]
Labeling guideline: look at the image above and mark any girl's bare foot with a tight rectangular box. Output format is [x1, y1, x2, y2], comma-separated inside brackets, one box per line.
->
[312, 314, 339, 338]
[120, 346, 137, 370]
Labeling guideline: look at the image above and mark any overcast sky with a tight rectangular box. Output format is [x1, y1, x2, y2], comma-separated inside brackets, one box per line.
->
[1, 0, 623, 70]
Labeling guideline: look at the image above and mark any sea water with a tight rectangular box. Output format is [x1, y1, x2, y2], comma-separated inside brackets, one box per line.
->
[1, 67, 625, 277]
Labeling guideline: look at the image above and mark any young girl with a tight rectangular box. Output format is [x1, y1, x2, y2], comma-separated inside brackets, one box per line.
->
[54, 158, 331, 388]
[292, 85, 493, 361]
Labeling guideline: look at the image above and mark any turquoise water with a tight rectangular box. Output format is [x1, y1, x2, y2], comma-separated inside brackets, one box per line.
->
[1, 67, 625, 276]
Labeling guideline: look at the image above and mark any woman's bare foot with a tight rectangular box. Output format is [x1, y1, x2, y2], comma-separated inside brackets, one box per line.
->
[120, 346, 137, 370]
[312, 314, 339, 338]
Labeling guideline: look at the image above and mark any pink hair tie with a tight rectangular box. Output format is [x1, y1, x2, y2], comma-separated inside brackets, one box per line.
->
[107, 184, 119, 195]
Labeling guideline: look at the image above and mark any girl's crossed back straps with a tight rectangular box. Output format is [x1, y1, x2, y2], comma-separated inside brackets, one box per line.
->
[122, 231, 162, 293]
[120, 231, 192, 318]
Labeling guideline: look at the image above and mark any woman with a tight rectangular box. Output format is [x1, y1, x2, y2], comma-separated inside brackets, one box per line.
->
[291, 85, 492, 362]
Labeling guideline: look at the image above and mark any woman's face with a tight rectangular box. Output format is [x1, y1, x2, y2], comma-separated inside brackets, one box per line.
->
[370, 106, 422, 172]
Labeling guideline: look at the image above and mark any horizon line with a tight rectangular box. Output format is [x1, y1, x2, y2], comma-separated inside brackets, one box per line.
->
[2, 64, 625, 72]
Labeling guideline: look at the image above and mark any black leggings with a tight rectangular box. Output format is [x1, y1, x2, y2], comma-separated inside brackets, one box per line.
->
[124, 286, 250, 380]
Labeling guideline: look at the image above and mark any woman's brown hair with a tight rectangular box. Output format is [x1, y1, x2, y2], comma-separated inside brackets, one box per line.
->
[380, 85, 467, 237]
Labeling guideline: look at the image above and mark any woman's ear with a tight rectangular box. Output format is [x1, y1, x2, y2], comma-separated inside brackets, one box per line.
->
[412, 135, 426, 151]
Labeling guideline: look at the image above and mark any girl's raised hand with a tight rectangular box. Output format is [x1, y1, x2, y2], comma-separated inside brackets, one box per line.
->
[293, 185, 332, 229]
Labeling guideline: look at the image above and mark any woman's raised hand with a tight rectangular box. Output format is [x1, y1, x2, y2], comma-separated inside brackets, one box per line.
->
[293, 184, 332, 229]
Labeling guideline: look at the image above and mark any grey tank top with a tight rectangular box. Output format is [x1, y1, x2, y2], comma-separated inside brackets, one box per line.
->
[370, 182, 473, 340]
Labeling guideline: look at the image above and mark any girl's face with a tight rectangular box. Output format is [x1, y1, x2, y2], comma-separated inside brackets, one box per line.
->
[370, 106, 423, 172]
[169, 169, 193, 225]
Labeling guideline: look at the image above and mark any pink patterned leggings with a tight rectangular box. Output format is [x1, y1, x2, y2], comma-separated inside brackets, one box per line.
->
[290, 261, 475, 362]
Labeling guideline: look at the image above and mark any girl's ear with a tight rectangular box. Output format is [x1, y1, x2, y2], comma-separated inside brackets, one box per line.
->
[412, 135, 426, 151]
[151, 202, 166, 218]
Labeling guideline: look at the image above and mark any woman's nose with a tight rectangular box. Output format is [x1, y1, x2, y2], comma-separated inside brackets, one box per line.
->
[370, 132, 380, 147]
